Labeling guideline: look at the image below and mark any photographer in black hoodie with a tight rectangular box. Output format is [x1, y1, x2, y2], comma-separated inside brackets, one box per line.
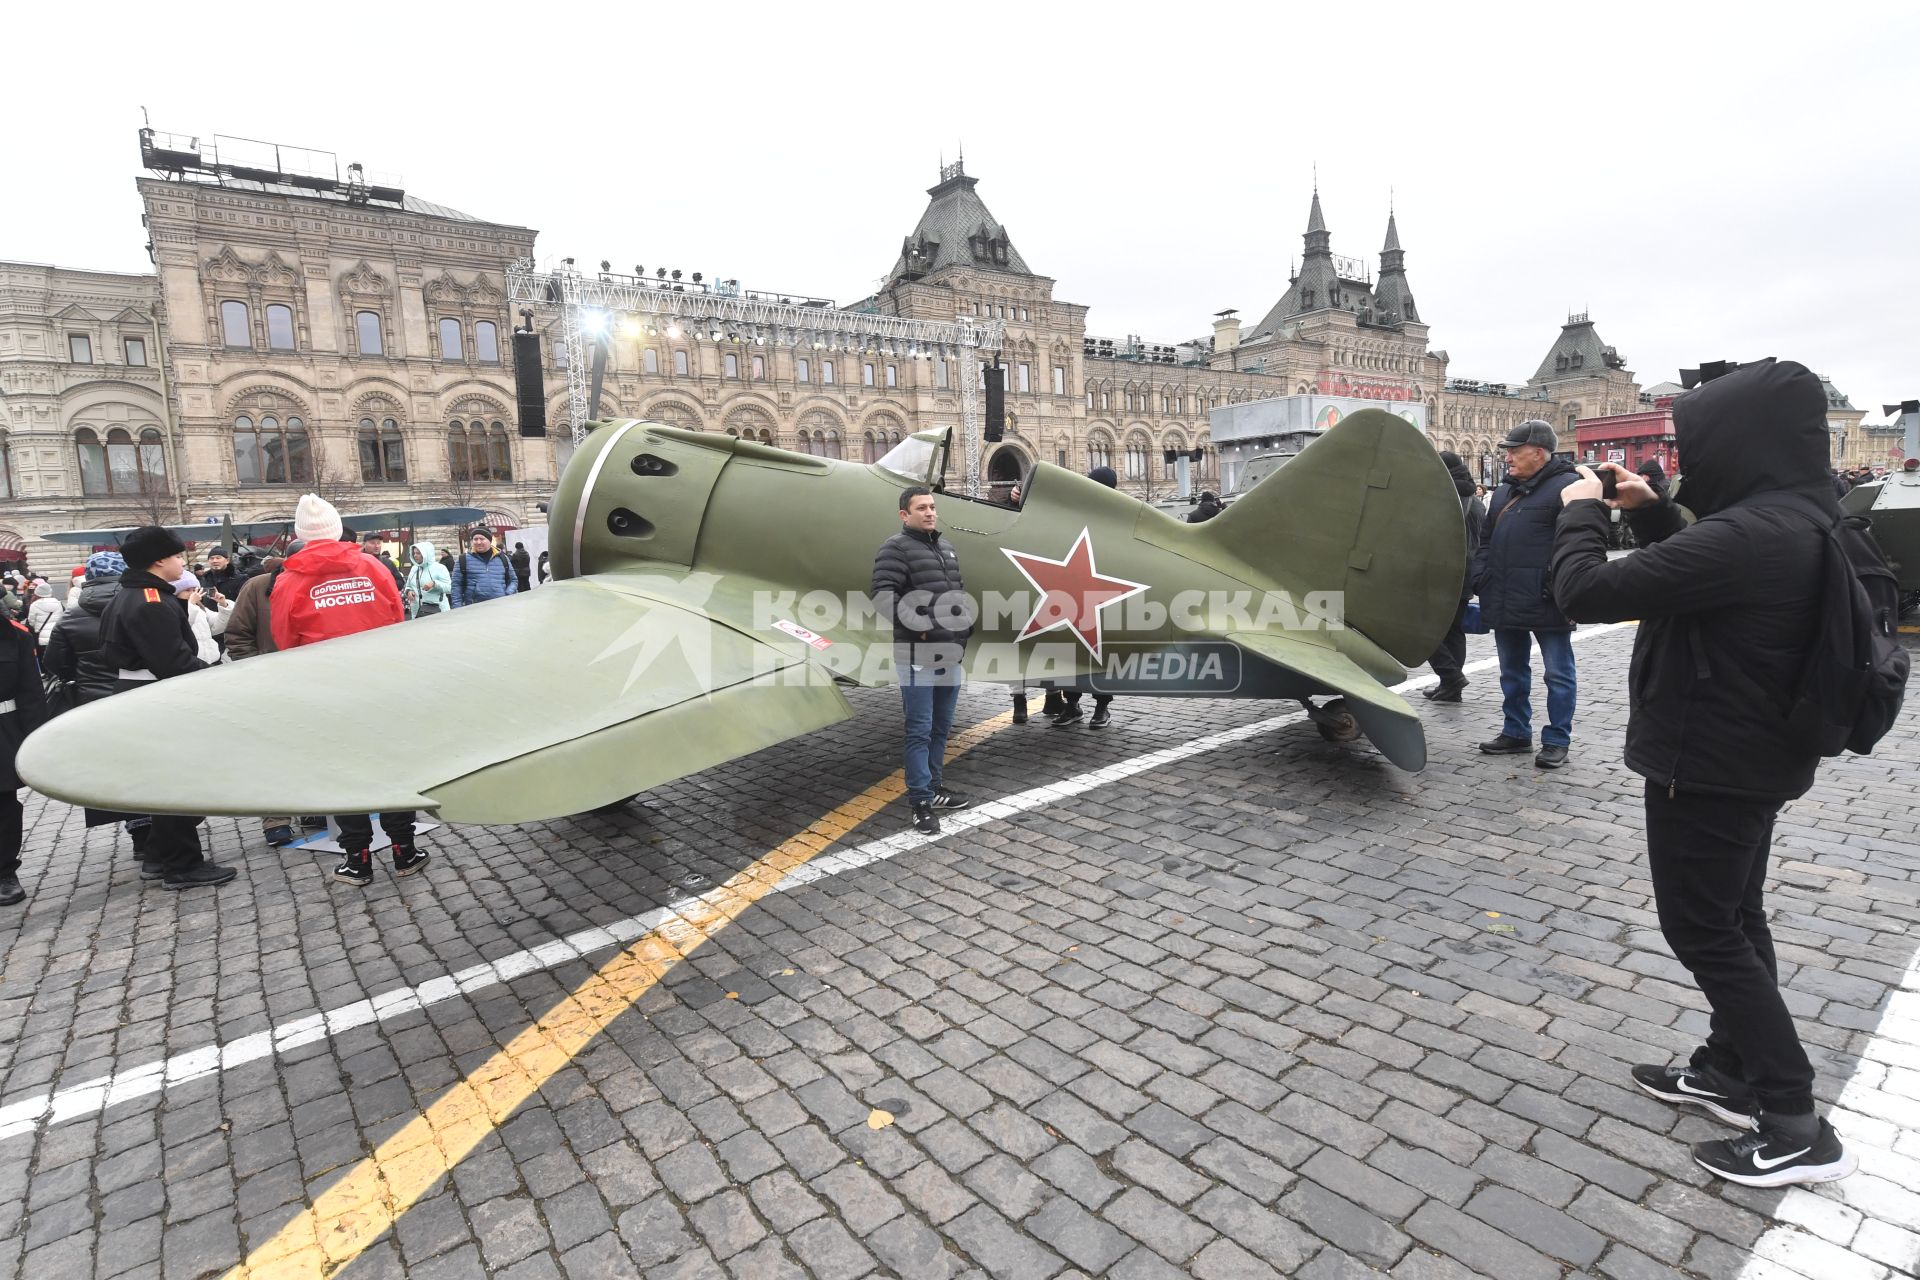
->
[1550, 359, 1853, 1188]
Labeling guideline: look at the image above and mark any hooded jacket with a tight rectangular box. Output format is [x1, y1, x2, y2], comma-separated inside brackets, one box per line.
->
[404, 541, 453, 615]
[44, 576, 122, 702]
[1473, 455, 1579, 630]
[27, 586, 63, 646]
[271, 540, 404, 650]
[224, 558, 284, 660]
[452, 544, 518, 607]
[1551, 358, 1835, 802]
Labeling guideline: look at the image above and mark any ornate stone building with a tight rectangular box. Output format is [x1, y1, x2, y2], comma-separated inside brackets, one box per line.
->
[0, 263, 170, 562]
[137, 162, 553, 538]
[0, 136, 1645, 565]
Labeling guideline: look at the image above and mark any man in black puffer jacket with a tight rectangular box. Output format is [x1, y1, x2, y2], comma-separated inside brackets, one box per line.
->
[1472, 421, 1581, 767]
[1550, 358, 1854, 1189]
[871, 485, 974, 836]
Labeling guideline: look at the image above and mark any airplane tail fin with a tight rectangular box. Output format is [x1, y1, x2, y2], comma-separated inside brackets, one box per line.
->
[1201, 409, 1466, 666]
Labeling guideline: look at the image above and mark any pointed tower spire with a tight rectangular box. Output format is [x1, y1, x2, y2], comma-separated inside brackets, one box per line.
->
[1375, 206, 1417, 325]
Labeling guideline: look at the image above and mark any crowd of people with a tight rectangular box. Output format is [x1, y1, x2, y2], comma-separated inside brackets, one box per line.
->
[0, 511, 551, 905]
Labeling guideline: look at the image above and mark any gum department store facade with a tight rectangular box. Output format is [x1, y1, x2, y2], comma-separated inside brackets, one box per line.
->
[0, 133, 1676, 565]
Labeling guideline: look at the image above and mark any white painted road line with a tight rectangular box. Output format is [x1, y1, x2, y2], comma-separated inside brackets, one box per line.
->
[0, 625, 1633, 1144]
[1737, 950, 1920, 1280]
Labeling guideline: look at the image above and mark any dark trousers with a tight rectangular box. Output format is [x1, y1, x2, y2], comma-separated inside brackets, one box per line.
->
[0, 788, 20, 877]
[1428, 600, 1469, 686]
[335, 812, 417, 856]
[147, 815, 206, 874]
[1061, 691, 1112, 709]
[1643, 781, 1814, 1113]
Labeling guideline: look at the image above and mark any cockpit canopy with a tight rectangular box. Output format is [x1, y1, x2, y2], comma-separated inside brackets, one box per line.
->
[874, 427, 951, 488]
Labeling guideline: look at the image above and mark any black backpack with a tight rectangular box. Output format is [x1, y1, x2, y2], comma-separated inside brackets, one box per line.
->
[1756, 494, 1909, 755]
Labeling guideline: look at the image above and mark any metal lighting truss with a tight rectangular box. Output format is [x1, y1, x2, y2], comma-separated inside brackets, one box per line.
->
[506, 259, 1006, 493]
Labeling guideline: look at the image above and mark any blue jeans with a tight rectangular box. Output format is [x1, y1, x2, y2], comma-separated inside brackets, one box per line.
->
[1494, 628, 1576, 747]
[900, 666, 961, 805]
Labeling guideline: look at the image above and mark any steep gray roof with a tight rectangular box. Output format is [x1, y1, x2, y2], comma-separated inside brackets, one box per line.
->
[1243, 192, 1378, 343]
[212, 177, 481, 223]
[1372, 212, 1417, 324]
[1531, 317, 1626, 384]
[1818, 376, 1856, 410]
[887, 161, 1032, 284]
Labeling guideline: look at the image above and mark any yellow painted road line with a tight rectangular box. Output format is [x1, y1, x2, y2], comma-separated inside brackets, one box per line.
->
[226, 712, 1012, 1280]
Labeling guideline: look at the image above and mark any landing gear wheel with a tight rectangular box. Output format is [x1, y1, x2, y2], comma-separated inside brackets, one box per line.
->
[1310, 698, 1362, 744]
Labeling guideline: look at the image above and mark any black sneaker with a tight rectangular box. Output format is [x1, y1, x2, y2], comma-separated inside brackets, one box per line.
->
[931, 790, 970, 811]
[1479, 734, 1531, 754]
[0, 876, 22, 906]
[333, 856, 373, 887]
[391, 846, 430, 878]
[1535, 744, 1569, 769]
[1424, 681, 1465, 702]
[1051, 706, 1084, 727]
[1694, 1116, 1857, 1187]
[164, 863, 237, 890]
[912, 802, 941, 835]
[1631, 1062, 1759, 1129]
[139, 858, 167, 881]
[1088, 704, 1111, 728]
[1012, 695, 1029, 725]
[264, 825, 296, 847]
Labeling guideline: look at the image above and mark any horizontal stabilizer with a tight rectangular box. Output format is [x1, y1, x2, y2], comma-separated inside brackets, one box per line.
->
[1229, 629, 1426, 770]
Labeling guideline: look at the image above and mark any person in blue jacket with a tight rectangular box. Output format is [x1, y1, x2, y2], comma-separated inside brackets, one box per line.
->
[450, 527, 518, 608]
[1471, 420, 1581, 768]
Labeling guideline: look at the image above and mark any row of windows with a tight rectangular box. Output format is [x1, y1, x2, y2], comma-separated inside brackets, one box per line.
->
[66, 335, 147, 366]
[217, 301, 500, 362]
[964, 302, 1032, 322]
[76, 427, 168, 496]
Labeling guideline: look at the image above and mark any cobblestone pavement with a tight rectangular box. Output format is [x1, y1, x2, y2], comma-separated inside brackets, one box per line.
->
[0, 622, 1916, 1280]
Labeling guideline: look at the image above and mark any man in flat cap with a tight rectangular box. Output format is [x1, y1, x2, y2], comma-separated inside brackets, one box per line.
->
[1471, 420, 1582, 769]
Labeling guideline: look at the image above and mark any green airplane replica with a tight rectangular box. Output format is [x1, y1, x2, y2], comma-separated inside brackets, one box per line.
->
[19, 409, 1464, 824]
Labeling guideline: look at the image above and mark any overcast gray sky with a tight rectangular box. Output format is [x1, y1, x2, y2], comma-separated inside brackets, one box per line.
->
[5, 1, 1914, 420]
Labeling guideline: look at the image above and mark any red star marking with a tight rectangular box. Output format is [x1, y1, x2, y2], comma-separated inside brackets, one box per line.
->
[1002, 528, 1149, 660]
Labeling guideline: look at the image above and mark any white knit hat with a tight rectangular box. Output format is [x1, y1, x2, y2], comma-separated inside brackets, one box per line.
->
[294, 493, 343, 543]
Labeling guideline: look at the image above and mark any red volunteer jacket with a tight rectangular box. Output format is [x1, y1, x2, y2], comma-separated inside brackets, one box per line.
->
[270, 540, 405, 650]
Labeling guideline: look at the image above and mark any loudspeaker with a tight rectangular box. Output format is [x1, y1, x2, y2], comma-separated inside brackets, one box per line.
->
[513, 330, 547, 437]
[984, 365, 1005, 442]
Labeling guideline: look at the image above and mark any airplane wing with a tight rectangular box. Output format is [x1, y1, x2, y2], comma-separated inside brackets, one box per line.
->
[17, 570, 853, 823]
[39, 521, 252, 546]
[338, 506, 487, 532]
[39, 507, 490, 546]
[1227, 629, 1425, 771]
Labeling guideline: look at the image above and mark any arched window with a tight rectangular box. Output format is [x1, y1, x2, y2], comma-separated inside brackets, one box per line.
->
[76, 426, 163, 495]
[233, 413, 310, 485]
[266, 304, 296, 351]
[356, 311, 384, 355]
[864, 431, 883, 463]
[474, 321, 499, 363]
[751, 355, 765, 379]
[673, 350, 689, 375]
[796, 358, 810, 383]
[1088, 434, 1113, 472]
[0, 436, 12, 498]
[358, 416, 407, 482]
[644, 349, 659, 374]
[439, 317, 464, 361]
[221, 300, 251, 348]
[1125, 438, 1150, 480]
[448, 419, 514, 482]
